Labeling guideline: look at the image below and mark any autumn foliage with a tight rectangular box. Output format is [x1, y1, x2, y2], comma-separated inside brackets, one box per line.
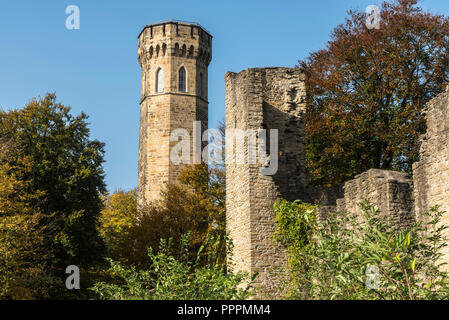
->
[100, 164, 226, 268]
[0, 94, 107, 298]
[0, 141, 53, 299]
[301, 0, 449, 186]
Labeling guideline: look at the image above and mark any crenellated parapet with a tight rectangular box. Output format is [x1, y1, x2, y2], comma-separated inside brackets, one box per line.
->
[138, 20, 212, 67]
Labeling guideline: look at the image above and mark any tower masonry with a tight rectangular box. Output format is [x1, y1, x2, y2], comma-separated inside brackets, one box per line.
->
[137, 20, 212, 207]
[225, 67, 308, 296]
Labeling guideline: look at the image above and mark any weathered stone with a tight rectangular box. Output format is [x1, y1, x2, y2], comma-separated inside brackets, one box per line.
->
[413, 88, 449, 268]
[137, 21, 212, 208]
[335, 169, 415, 228]
[225, 67, 307, 298]
[307, 185, 344, 221]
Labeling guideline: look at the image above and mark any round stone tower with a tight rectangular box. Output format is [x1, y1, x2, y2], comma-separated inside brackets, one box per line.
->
[137, 20, 212, 208]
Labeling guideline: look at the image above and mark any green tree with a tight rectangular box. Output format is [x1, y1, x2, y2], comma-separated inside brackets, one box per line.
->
[0, 140, 54, 299]
[99, 189, 137, 259]
[301, 0, 449, 186]
[0, 93, 107, 286]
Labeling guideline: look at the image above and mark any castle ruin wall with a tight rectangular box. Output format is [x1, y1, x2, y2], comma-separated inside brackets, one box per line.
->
[225, 67, 307, 297]
[336, 169, 415, 228]
[413, 88, 449, 266]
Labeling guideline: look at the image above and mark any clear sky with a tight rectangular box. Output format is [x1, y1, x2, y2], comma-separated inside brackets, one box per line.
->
[1, 0, 448, 192]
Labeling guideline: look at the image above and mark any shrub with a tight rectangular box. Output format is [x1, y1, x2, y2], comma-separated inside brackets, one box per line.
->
[91, 233, 253, 300]
[273, 199, 449, 300]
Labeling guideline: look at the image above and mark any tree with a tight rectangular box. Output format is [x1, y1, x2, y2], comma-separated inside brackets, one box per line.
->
[111, 163, 226, 268]
[0, 93, 107, 281]
[0, 140, 53, 299]
[301, 0, 449, 186]
[98, 189, 137, 259]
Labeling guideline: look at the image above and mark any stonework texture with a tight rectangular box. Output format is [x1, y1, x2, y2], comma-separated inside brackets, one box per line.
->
[307, 185, 344, 221]
[137, 21, 212, 208]
[335, 169, 415, 228]
[225, 67, 307, 297]
[413, 88, 449, 267]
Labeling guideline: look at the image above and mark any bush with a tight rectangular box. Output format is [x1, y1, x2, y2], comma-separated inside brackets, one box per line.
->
[91, 233, 253, 300]
[273, 199, 449, 300]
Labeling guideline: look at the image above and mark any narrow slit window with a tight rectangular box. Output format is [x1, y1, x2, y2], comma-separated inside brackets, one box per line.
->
[178, 67, 186, 92]
[156, 68, 164, 93]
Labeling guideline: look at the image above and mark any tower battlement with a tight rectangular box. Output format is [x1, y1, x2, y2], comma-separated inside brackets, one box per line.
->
[138, 20, 212, 68]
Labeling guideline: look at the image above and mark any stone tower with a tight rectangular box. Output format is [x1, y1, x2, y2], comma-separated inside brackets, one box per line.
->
[137, 20, 212, 207]
[225, 68, 308, 296]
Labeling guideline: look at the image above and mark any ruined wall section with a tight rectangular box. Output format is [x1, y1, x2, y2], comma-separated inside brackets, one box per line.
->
[224, 70, 252, 280]
[225, 67, 307, 296]
[413, 89, 449, 217]
[308, 185, 344, 221]
[413, 88, 449, 265]
[336, 169, 415, 227]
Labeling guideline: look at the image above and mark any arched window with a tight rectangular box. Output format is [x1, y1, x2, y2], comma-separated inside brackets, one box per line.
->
[181, 44, 187, 57]
[199, 72, 203, 97]
[178, 67, 186, 92]
[156, 68, 164, 93]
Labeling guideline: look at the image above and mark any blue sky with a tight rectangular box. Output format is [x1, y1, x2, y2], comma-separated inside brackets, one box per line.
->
[1, 0, 448, 192]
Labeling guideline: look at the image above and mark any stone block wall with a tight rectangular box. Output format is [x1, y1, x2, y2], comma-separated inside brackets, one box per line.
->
[336, 169, 415, 228]
[307, 185, 344, 221]
[225, 67, 307, 297]
[413, 88, 449, 266]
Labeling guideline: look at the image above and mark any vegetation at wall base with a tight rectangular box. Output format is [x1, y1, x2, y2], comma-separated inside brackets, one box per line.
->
[274, 199, 449, 300]
[91, 232, 253, 300]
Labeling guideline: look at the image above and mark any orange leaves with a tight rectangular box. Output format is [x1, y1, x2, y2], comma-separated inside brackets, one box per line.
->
[106, 164, 226, 268]
[301, 0, 449, 186]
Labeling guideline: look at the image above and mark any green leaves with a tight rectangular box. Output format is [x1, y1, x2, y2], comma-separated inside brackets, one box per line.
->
[411, 258, 416, 273]
[273, 198, 449, 300]
[91, 233, 253, 300]
[0, 93, 107, 298]
[273, 199, 318, 252]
